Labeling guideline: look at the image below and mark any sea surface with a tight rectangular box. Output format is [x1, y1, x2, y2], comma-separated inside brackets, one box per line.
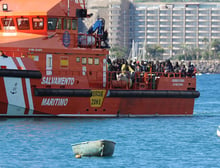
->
[0, 74, 220, 168]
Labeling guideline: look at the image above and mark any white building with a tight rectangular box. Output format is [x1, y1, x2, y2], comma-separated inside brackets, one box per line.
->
[131, 2, 220, 58]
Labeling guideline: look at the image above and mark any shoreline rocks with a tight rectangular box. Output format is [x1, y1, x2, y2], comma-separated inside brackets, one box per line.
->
[190, 60, 220, 74]
[173, 60, 220, 74]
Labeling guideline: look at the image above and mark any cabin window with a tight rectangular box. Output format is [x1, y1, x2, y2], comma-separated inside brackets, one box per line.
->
[33, 17, 44, 30]
[72, 19, 77, 30]
[60, 56, 69, 69]
[64, 19, 72, 30]
[94, 58, 99, 65]
[1, 18, 15, 30]
[82, 57, 87, 65]
[17, 17, 30, 30]
[88, 57, 93, 65]
[48, 18, 57, 30]
[76, 57, 80, 62]
[63, 19, 67, 30]
[67, 19, 71, 30]
[57, 18, 62, 30]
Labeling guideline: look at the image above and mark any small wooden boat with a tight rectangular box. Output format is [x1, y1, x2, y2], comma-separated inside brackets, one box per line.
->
[71, 140, 116, 157]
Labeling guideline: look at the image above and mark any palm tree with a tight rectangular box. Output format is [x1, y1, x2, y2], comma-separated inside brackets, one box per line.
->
[202, 37, 210, 60]
[211, 39, 220, 59]
[181, 43, 190, 60]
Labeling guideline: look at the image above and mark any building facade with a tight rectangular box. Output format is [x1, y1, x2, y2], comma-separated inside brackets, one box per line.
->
[108, 0, 131, 48]
[131, 2, 220, 58]
[86, 1, 220, 59]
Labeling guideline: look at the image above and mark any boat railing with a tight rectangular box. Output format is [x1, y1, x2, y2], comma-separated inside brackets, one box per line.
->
[33, 70, 196, 90]
[107, 71, 196, 90]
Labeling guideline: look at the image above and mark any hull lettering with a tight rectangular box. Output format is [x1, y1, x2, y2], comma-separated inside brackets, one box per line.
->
[41, 98, 68, 106]
[41, 77, 75, 85]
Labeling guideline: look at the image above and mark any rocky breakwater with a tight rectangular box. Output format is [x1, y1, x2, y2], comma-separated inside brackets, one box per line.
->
[191, 60, 220, 74]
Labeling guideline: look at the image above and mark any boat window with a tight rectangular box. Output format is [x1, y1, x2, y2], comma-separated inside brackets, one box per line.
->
[63, 19, 72, 30]
[76, 57, 80, 62]
[1, 18, 15, 30]
[82, 57, 87, 65]
[63, 19, 67, 30]
[56, 18, 62, 30]
[88, 58, 93, 65]
[17, 17, 30, 30]
[67, 19, 71, 30]
[72, 19, 77, 30]
[94, 58, 99, 65]
[48, 18, 57, 30]
[33, 17, 44, 30]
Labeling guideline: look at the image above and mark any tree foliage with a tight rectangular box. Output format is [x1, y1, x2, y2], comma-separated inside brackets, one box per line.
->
[109, 46, 128, 59]
[211, 39, 220, 59]
[145, 45, 165, 59]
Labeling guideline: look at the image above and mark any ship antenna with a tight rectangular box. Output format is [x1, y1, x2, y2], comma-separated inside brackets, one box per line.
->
[82, 0, 86, 9]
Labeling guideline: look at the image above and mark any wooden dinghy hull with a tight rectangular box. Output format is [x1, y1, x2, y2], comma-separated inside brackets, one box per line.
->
[71, 140, 116, 157]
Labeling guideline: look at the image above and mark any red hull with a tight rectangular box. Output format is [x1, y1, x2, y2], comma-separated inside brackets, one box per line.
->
[0, 97, 195, 117]
[0, 0, 199, 117]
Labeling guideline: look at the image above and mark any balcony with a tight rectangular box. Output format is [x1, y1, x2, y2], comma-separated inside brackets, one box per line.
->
[147, 24, 158, 27]
[147, 19, 158, 21]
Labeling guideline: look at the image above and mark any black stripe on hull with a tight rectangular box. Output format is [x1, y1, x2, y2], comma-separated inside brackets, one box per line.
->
[34, 88, 200, 99]
[107, 90, 200, 98]
[0, 69, 42, 79]
[34, 88, 92, 97]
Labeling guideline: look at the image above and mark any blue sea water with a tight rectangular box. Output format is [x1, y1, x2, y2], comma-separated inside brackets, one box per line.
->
[0, 74, 220, 168]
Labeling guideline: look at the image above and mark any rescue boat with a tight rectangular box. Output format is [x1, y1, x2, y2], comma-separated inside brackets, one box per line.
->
[0, 0, 200, 117]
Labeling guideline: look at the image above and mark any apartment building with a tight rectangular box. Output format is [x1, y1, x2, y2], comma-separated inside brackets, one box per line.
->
[86, 1, 220, 58]
[132, 2, 220, 58]
[108, 0, 131, 48]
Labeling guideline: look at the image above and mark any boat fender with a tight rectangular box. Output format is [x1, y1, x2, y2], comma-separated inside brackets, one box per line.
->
[0, 69, 42, 78]
[34, 88, 92, 97]
[107, 90, 200, 98]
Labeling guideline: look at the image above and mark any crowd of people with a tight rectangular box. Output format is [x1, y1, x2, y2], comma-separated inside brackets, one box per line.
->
[107, 58, 197, 79]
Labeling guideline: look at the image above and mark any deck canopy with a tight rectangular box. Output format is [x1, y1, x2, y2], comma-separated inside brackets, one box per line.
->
[0, 0, 83, 17]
